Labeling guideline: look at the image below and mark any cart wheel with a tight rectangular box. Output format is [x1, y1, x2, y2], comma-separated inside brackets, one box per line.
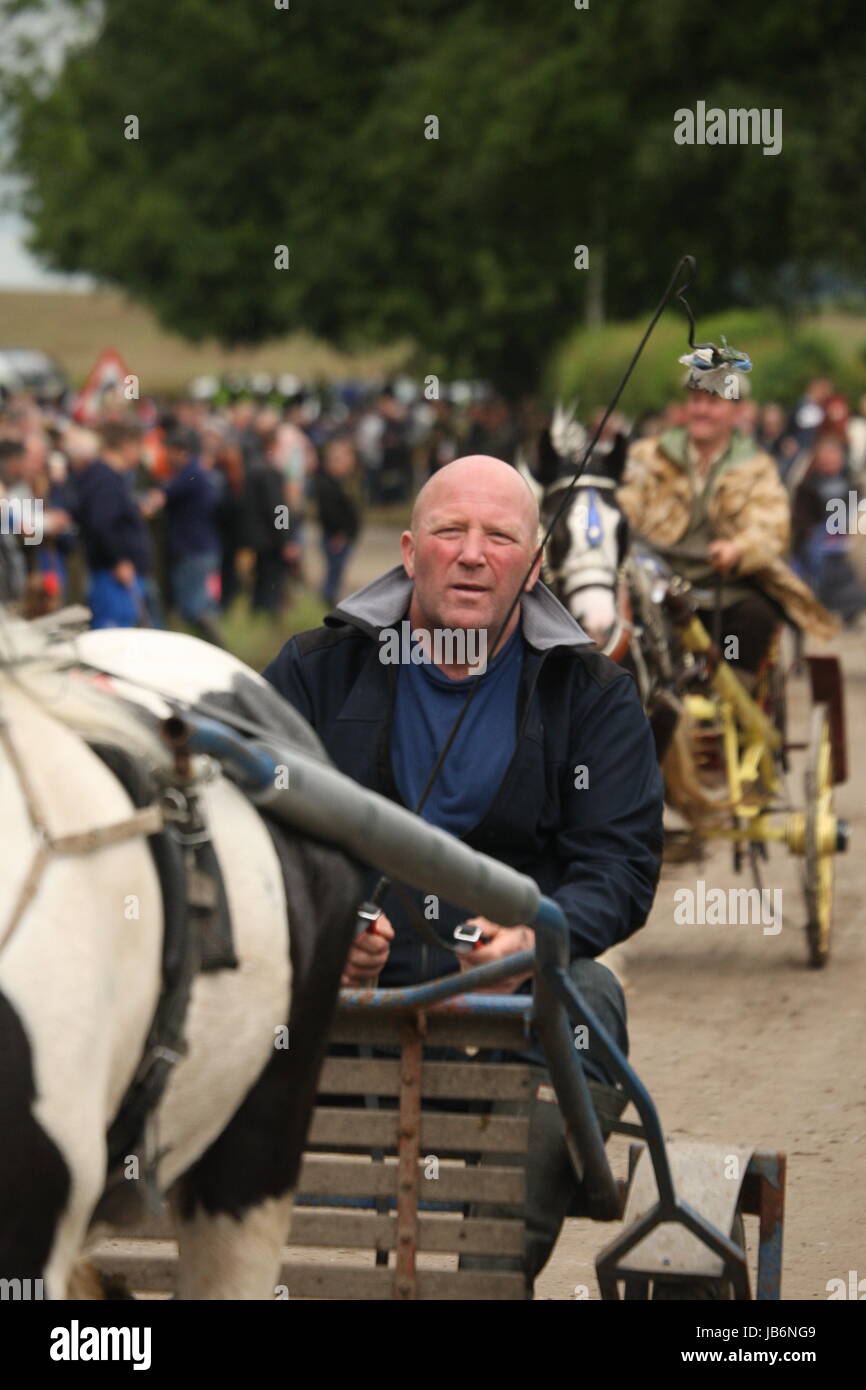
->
[804, 704, 836, 969]
[651, 1212, 746, 1300]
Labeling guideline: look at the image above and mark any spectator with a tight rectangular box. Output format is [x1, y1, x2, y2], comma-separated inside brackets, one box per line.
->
[158, 427, 224, 646]
[757, 402, 798, 472]
[314, 434, 360, 607]
[274, 393, 315, 581]
[790, 376, 834, 452]
[0, 438, 28, 605]
[201, 417, 246, 612]
[791, 434, 866, 627]
[847, 393, 866, 488]
[355, 397, 386, 503]
[243, 428, 293, 616]
[67, 423, 153, 629]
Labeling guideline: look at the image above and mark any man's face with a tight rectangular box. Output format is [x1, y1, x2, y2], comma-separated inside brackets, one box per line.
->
[401, 475, 539, 636]
[684, 391, 737, 448]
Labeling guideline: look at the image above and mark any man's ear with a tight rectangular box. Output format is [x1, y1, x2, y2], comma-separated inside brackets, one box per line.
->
[400, 530, 415, 578]
[523, 546, 544, 592]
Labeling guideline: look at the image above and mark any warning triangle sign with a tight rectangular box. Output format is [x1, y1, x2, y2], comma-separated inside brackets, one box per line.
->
[72, 348, 132, 423]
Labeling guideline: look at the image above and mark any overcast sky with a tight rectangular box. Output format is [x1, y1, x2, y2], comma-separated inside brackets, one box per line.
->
[0, 4, 96, 289]
[0, 206, 90, 290]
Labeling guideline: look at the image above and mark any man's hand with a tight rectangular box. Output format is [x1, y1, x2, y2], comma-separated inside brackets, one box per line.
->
[139, 489, 165, 518]
[340, 911, 394, 987]
[457, 918, 535, 994]
[113, 559, 136, 588]
[707, 538, 741, 574]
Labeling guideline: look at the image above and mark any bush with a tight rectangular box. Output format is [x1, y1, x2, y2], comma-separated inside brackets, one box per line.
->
[547, 309, 866, 415]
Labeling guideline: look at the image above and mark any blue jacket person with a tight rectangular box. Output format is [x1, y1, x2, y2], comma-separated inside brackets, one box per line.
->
[264, 454, 664, 1290]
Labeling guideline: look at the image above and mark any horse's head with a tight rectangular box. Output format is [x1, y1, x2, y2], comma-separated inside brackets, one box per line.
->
[535, 420, 631, 650]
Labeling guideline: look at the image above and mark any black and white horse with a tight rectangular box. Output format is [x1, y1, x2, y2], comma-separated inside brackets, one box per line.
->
[523, 409, 691, 771]
[525, 407, 633, 661]
[0, 620, 359, 1299]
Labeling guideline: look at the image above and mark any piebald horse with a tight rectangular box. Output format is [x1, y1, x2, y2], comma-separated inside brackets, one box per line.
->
[0, 617, 359, 1299]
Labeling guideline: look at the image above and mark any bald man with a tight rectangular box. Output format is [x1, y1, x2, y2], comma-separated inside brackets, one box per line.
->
[264, 454, 663, 1291]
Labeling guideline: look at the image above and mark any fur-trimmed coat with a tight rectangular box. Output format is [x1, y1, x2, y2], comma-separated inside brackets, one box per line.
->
[618, 429, 837, 640]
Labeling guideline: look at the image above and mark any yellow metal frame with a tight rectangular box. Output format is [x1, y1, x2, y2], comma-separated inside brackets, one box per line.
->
[672, 608, 840, 965]
[676, 616, 804, 851]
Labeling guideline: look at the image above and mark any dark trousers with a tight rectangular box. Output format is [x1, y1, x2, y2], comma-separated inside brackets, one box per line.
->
[252, 548, 287, 615]
[461, 956, 628, 1294]
[321, 537, 353, 608]
[695, 591, 781, 673]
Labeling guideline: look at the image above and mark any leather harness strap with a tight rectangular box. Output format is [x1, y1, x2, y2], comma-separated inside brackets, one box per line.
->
[0, 718, 164, 954]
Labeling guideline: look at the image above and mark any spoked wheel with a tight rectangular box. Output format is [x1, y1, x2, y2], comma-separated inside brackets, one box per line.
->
[804, 704, 838, 969]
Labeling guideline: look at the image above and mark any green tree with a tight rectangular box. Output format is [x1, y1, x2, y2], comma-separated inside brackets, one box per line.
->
[3, 0, 865, 394]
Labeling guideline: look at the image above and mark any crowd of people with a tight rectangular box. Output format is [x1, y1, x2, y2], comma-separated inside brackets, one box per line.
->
[0, 372, 864, 636]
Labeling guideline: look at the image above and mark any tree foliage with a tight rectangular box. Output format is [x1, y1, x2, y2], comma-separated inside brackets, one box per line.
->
[3, 0, 865, 393]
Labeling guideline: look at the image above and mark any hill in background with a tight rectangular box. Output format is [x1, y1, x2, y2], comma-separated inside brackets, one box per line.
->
[0, 287, 410, 393]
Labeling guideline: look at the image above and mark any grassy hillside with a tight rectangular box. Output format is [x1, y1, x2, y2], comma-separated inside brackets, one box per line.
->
[0, 288, 411, 393]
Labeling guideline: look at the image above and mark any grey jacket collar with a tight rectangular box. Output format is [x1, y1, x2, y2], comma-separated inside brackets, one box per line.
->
[327, 564, 593, 651]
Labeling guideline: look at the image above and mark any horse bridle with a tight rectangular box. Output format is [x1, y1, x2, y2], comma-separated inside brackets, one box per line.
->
[542, 473, 634, 662]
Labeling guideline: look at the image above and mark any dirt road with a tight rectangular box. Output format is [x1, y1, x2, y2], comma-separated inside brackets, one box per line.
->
[536, 630, 866, 1301]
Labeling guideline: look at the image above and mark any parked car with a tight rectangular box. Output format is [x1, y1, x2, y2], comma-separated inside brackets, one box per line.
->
[0, 348, 68, 402]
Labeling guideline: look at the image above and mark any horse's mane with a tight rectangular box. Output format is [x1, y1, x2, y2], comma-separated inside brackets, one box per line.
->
[0, 606, 169, 767]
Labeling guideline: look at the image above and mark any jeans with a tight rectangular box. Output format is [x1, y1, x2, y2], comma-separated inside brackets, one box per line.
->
[87, 570, 147, 629]
[321, 537, 353, 608]
[170, 551, 220, 624]
[140, 576, 165, 629]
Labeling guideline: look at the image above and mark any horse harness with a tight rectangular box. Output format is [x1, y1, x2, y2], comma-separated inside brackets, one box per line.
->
[0, 711, 236, 1183]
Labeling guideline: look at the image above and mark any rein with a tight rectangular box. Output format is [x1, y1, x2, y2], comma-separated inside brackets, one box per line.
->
[0, 715, 163, 955]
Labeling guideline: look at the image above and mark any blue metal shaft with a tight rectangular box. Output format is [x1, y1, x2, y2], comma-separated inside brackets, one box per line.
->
[339, 949, 535, 1010]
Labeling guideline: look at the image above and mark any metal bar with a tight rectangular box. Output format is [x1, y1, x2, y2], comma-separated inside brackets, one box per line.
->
[754, 1152, 785, 1301]
[338, 950, 535, 1010]
[698, 821, 787, 845]
[394, 1021, 423, 1299]
[537, 940, 678, 1213]
[531, 898, 622, 1221]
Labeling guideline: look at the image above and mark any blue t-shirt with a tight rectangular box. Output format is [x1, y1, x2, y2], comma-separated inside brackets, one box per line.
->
[390, 624, 523, 837]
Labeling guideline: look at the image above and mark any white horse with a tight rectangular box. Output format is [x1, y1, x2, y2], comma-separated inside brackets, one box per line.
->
[0, 616, 359, 1299]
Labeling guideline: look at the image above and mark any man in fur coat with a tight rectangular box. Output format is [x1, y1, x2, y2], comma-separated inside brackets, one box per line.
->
[618, 390, 836, 676]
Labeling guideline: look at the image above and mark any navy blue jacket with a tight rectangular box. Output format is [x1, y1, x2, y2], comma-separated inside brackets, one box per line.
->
[263, 566, 664, 986]
[70, 460, 153, 575]
[163, 459, 220, 561]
